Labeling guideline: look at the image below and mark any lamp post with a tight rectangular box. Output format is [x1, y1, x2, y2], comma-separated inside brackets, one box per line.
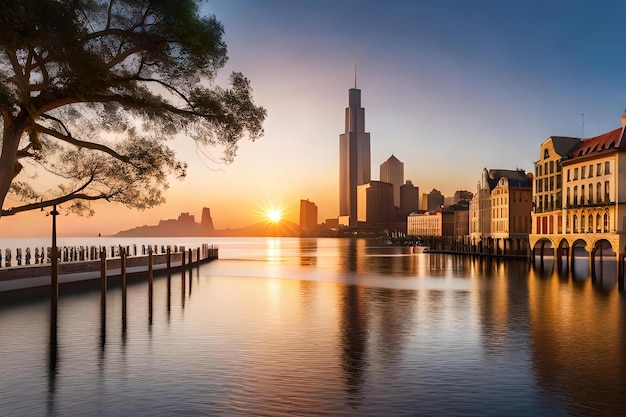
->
[50, 205, 59, 322]
[49, 204, 59, 375]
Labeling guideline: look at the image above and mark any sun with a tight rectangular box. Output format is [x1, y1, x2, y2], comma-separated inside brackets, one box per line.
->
[266, 208, 283, 223]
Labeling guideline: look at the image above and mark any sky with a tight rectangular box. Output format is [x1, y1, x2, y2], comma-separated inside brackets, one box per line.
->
[4, 0, 626, 237]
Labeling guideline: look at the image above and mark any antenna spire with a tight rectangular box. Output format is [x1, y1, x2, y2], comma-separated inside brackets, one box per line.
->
[354, 63, 357, 88]
[581, 113, 584, 139]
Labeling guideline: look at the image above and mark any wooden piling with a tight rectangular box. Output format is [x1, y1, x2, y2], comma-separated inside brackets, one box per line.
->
[148, 247, 153, 325]
[121, 248, 127, 333]
[100, 249, 107, 313]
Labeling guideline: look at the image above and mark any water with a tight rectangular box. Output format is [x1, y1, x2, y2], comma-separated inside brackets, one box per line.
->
[1, 237, 626, 416]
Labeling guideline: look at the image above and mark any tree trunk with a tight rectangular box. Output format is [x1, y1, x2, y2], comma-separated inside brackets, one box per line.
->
[0, 111, 28, 216]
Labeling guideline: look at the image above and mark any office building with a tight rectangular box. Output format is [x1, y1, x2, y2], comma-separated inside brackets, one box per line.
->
[339, 84, 371, 226]
[400, 180, 419, 215]
[357, 181, 394, 224]
[380, 155, 404, 207]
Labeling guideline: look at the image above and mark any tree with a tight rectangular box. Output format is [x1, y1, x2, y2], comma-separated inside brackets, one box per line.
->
[0, 0, 266, 217]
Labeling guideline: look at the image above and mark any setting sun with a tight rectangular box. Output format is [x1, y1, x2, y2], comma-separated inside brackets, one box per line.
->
[266, 208, 283, 223]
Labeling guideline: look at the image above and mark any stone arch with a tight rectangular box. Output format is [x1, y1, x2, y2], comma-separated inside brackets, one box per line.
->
[591, 238, 617, 288]
[571, 238, 590, 281]
[556, 239, 570, 271]
[532, 238, 554, 270]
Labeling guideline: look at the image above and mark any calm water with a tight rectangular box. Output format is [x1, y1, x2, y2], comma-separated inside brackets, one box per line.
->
[1, 237, 626, 417]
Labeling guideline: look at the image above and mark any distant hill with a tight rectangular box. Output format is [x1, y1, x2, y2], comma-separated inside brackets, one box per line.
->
[114, 219, 301, 238]
[212, 220, 300, 237]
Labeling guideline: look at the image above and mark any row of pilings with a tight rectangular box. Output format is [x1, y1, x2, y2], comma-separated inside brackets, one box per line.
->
[0, 243, 200, 268]
[48, 244, 217, 378]
[387, 236, 530, 259]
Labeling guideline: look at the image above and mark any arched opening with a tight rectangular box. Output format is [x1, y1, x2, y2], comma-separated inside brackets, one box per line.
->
[592, 239, 617, 290]
[532, 239, 554, 271]
[571, 239, 589, 282]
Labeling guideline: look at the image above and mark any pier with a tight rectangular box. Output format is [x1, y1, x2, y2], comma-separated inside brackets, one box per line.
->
[0, 243, 218, 293]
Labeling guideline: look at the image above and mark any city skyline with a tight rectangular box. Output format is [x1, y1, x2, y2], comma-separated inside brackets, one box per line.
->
[3, 0, 626, 237]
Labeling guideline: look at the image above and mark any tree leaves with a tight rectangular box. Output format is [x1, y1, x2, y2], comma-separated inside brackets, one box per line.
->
[0, 0, 266, 217]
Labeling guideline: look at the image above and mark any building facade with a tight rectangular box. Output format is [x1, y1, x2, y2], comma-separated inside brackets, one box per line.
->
[299, 199, 318, 235]
[407, 209, 468, 237]
[531, 136, 580, 236]
[427, 189, 444, 211]
[469, 168, 532, 253]
[339, 86, 371, 226]
[357, 181, 394, 224]
[380, 154, 404, 207]
[530, 115, 626, 270]
[399, 180, 419, 216]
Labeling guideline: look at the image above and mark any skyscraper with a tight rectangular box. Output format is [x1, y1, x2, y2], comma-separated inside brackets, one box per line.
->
[380, 154, 404, 207]
[339, 85, 371, 226]
[299, 199, 318, 235]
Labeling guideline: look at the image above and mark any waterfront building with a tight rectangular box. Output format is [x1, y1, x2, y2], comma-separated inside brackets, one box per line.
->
[380, 155, 404, 207]
[427, 189, 445, 211]
[407, 208, 468, 237]
[339, 84, 371, 226]
[357, 181, 394, 224]
[530, 113, 626, 270]
[531, 136, 580, 236]
[299, 199, 318, 235]
[469, 168, 532, 254]
[399, 180, 419, 216]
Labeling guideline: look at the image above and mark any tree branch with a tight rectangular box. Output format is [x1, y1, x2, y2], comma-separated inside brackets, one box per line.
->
[105, 0, 114, 30]
[1, 192, 108, 216]
[35, 118, 130, 163]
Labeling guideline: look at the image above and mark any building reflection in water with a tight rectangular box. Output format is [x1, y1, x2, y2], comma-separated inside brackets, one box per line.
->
[527, 265, 626, 416]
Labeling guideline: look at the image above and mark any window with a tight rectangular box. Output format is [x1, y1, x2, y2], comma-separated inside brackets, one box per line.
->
[550, 176, 554, 191]
[544, 179, 548, 192]
[550, 161, 554, 174]
[573, 186, 578, 205]
[566, 187, 570, 206]
[557, 174, 562, 188]
[573, 215, 578, 233]
[588, 183, 593, 204]
[538, 165, 543, 176]
[597, 163, 602, 176]
[589, 164, 593, 177]
[605, 161, 611, 174]
[544, 149, 549, 159]
[581, 185, 585, 204]
[581, 215, 585, 232]
[597, 182, 602, 203]
[581, 166, 586, 178]
[604, 213, 609, 232]
[574, 168, 578, 180]
[605, 181, 610, 202]
[567, 169, 571, 181]
[588, 215, 593, 232]
[557, 161, 562, 172]
[596, 214, 601, 232]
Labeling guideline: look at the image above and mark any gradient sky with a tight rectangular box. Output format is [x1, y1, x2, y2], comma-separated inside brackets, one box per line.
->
[4, 0, 626, 237]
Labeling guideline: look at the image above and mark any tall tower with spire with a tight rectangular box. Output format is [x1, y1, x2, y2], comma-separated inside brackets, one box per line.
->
[339, 74, 371, 225]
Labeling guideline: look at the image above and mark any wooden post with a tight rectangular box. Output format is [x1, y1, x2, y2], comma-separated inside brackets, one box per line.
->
[181, 248, 186, 307]
[121, 248, 127, 333]
[148, 246, 153, 325]
[100, 249, 107, 313]
[166, 248, 171, 317]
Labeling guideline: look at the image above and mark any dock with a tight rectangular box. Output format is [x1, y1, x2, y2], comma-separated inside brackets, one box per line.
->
[0, 243, 218, 293]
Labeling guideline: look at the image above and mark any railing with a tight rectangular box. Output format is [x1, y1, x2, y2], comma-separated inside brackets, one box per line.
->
[0, 243, 217, 269]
